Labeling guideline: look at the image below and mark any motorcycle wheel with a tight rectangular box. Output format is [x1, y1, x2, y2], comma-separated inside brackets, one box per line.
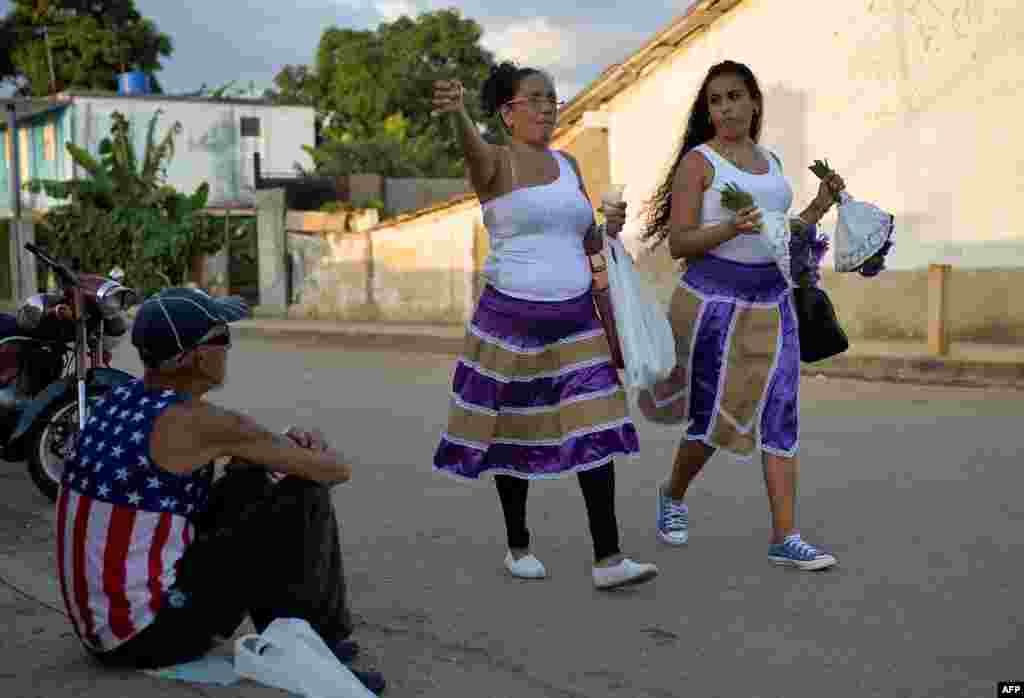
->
[26, 391, 105, 502]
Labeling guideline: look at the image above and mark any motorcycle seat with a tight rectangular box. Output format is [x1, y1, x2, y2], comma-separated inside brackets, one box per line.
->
[0, 314, 19, 340]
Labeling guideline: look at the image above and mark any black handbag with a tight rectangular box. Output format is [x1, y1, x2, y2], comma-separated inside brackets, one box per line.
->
[792, 285, 849, 363]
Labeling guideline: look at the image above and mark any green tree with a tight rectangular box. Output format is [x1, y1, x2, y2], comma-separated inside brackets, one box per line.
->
[25, 111, 222, 296]
[0, 0, 173, 96]
[264, 64, 319, 109]
[270, 9, 496, 178]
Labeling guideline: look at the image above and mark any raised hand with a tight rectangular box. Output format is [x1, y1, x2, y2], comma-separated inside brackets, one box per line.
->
[432, 79, 466, 116]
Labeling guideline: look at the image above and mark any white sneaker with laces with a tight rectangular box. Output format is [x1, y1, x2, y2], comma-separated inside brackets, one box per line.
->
[593, 558, 659, 590]
[504, 551, 547, 579]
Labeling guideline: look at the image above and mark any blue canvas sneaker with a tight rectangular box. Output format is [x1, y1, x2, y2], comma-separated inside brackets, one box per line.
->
[768, 533, 837, 571]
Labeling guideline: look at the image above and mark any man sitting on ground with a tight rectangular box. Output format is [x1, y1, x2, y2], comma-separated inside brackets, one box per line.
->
[54, 287, 385, 694]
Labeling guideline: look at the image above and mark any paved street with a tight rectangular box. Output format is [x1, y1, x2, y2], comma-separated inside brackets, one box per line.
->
[2, 336, 1022, 698]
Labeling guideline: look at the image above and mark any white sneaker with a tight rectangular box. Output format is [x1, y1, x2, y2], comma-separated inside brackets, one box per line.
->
[504, 551, 547, 579]
[593, 558, 659, 590]
[656, 483, 689, 546]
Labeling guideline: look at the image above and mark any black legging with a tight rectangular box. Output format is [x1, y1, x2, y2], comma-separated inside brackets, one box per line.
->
[495, 462, 620, 562]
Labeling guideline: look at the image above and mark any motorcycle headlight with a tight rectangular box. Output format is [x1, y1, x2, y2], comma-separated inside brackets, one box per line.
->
[96, 281, 137, 319]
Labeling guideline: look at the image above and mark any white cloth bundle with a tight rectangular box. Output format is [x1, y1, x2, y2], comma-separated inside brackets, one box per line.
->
[831, 192, 895, 273]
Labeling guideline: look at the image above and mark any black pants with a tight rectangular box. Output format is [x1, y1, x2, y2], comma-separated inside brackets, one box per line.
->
[495, 462, 621, 562]
[94, 470, 351, 670]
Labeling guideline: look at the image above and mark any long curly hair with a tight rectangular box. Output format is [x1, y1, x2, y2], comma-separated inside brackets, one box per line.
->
[641, 60, 764, 247]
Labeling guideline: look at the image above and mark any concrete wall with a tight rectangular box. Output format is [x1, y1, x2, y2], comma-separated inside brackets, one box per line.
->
[73, 98, 314, 206]
[573, 0, 1024, 269]
[287, 233, 330, 306]
[290, 229, 373, 320]
[385, 178, 471, 217]
[324, 174, 471, 217]
[633, 249, 1024, 344]
[289, 199, 482, 324]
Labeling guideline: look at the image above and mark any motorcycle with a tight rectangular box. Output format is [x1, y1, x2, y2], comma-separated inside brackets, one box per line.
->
[0, 243, 137, 501]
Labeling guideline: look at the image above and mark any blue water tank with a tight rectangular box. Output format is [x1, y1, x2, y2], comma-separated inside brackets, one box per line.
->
[117, 71, 150, 96]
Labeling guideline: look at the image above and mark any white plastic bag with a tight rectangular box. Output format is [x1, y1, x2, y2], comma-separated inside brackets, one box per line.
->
[235, 618, 375, 698]
[604, 237, 676, 390]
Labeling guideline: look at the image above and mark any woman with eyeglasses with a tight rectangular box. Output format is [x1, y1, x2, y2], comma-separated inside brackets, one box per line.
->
[431, 61, 658, 590]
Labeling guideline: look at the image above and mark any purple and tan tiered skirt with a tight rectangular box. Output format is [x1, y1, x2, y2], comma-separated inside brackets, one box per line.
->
[639, 255, 800, 460]
[434, 285, 640, 480]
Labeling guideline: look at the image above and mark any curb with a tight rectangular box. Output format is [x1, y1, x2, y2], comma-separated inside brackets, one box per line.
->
[802, 354, 1024, 390]
[233, 324, 467, 355]
[234, 324, 1024, 391]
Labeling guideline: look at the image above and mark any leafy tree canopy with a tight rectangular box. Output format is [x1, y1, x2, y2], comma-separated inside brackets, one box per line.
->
[1, 0, 173, 97]
[267, 9, 498, 178]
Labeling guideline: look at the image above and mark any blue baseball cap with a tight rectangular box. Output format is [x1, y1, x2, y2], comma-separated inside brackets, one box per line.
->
[131, 287, 250, 368]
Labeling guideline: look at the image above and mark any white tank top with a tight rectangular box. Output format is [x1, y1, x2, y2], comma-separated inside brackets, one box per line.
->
[695, 143, 794, 264]
[481, 151, 594, 301]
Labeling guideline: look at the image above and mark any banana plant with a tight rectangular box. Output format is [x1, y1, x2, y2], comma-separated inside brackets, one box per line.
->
[25, 110, 222, 296]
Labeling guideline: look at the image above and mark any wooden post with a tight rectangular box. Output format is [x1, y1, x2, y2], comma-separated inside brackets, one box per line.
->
[928, 263, 951, 356]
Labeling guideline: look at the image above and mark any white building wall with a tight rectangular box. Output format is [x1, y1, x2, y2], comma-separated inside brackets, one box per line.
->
[72, 97, 314, 206]
[608, 0, 1024, 269]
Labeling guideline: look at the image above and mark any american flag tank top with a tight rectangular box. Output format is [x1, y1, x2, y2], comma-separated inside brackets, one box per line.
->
[55, 380, 213, 652]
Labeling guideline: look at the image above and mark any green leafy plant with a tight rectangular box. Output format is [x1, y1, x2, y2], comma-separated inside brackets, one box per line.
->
[720, 182, 755, 212]
[319, 201, 355, 214]
[25, 110, 222, 297]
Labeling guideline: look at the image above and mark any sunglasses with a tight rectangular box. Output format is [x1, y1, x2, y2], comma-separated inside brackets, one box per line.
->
[194, 325, 231, 351]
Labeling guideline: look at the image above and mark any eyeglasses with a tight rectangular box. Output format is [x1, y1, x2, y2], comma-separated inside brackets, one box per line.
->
[504, 96, 565, 111]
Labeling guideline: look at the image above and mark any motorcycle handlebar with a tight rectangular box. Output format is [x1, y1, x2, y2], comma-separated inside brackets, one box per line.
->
[25, 243, 78, 286]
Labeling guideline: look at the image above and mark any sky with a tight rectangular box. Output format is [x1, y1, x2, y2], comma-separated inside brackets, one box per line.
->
[0, 1, 697, 100]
